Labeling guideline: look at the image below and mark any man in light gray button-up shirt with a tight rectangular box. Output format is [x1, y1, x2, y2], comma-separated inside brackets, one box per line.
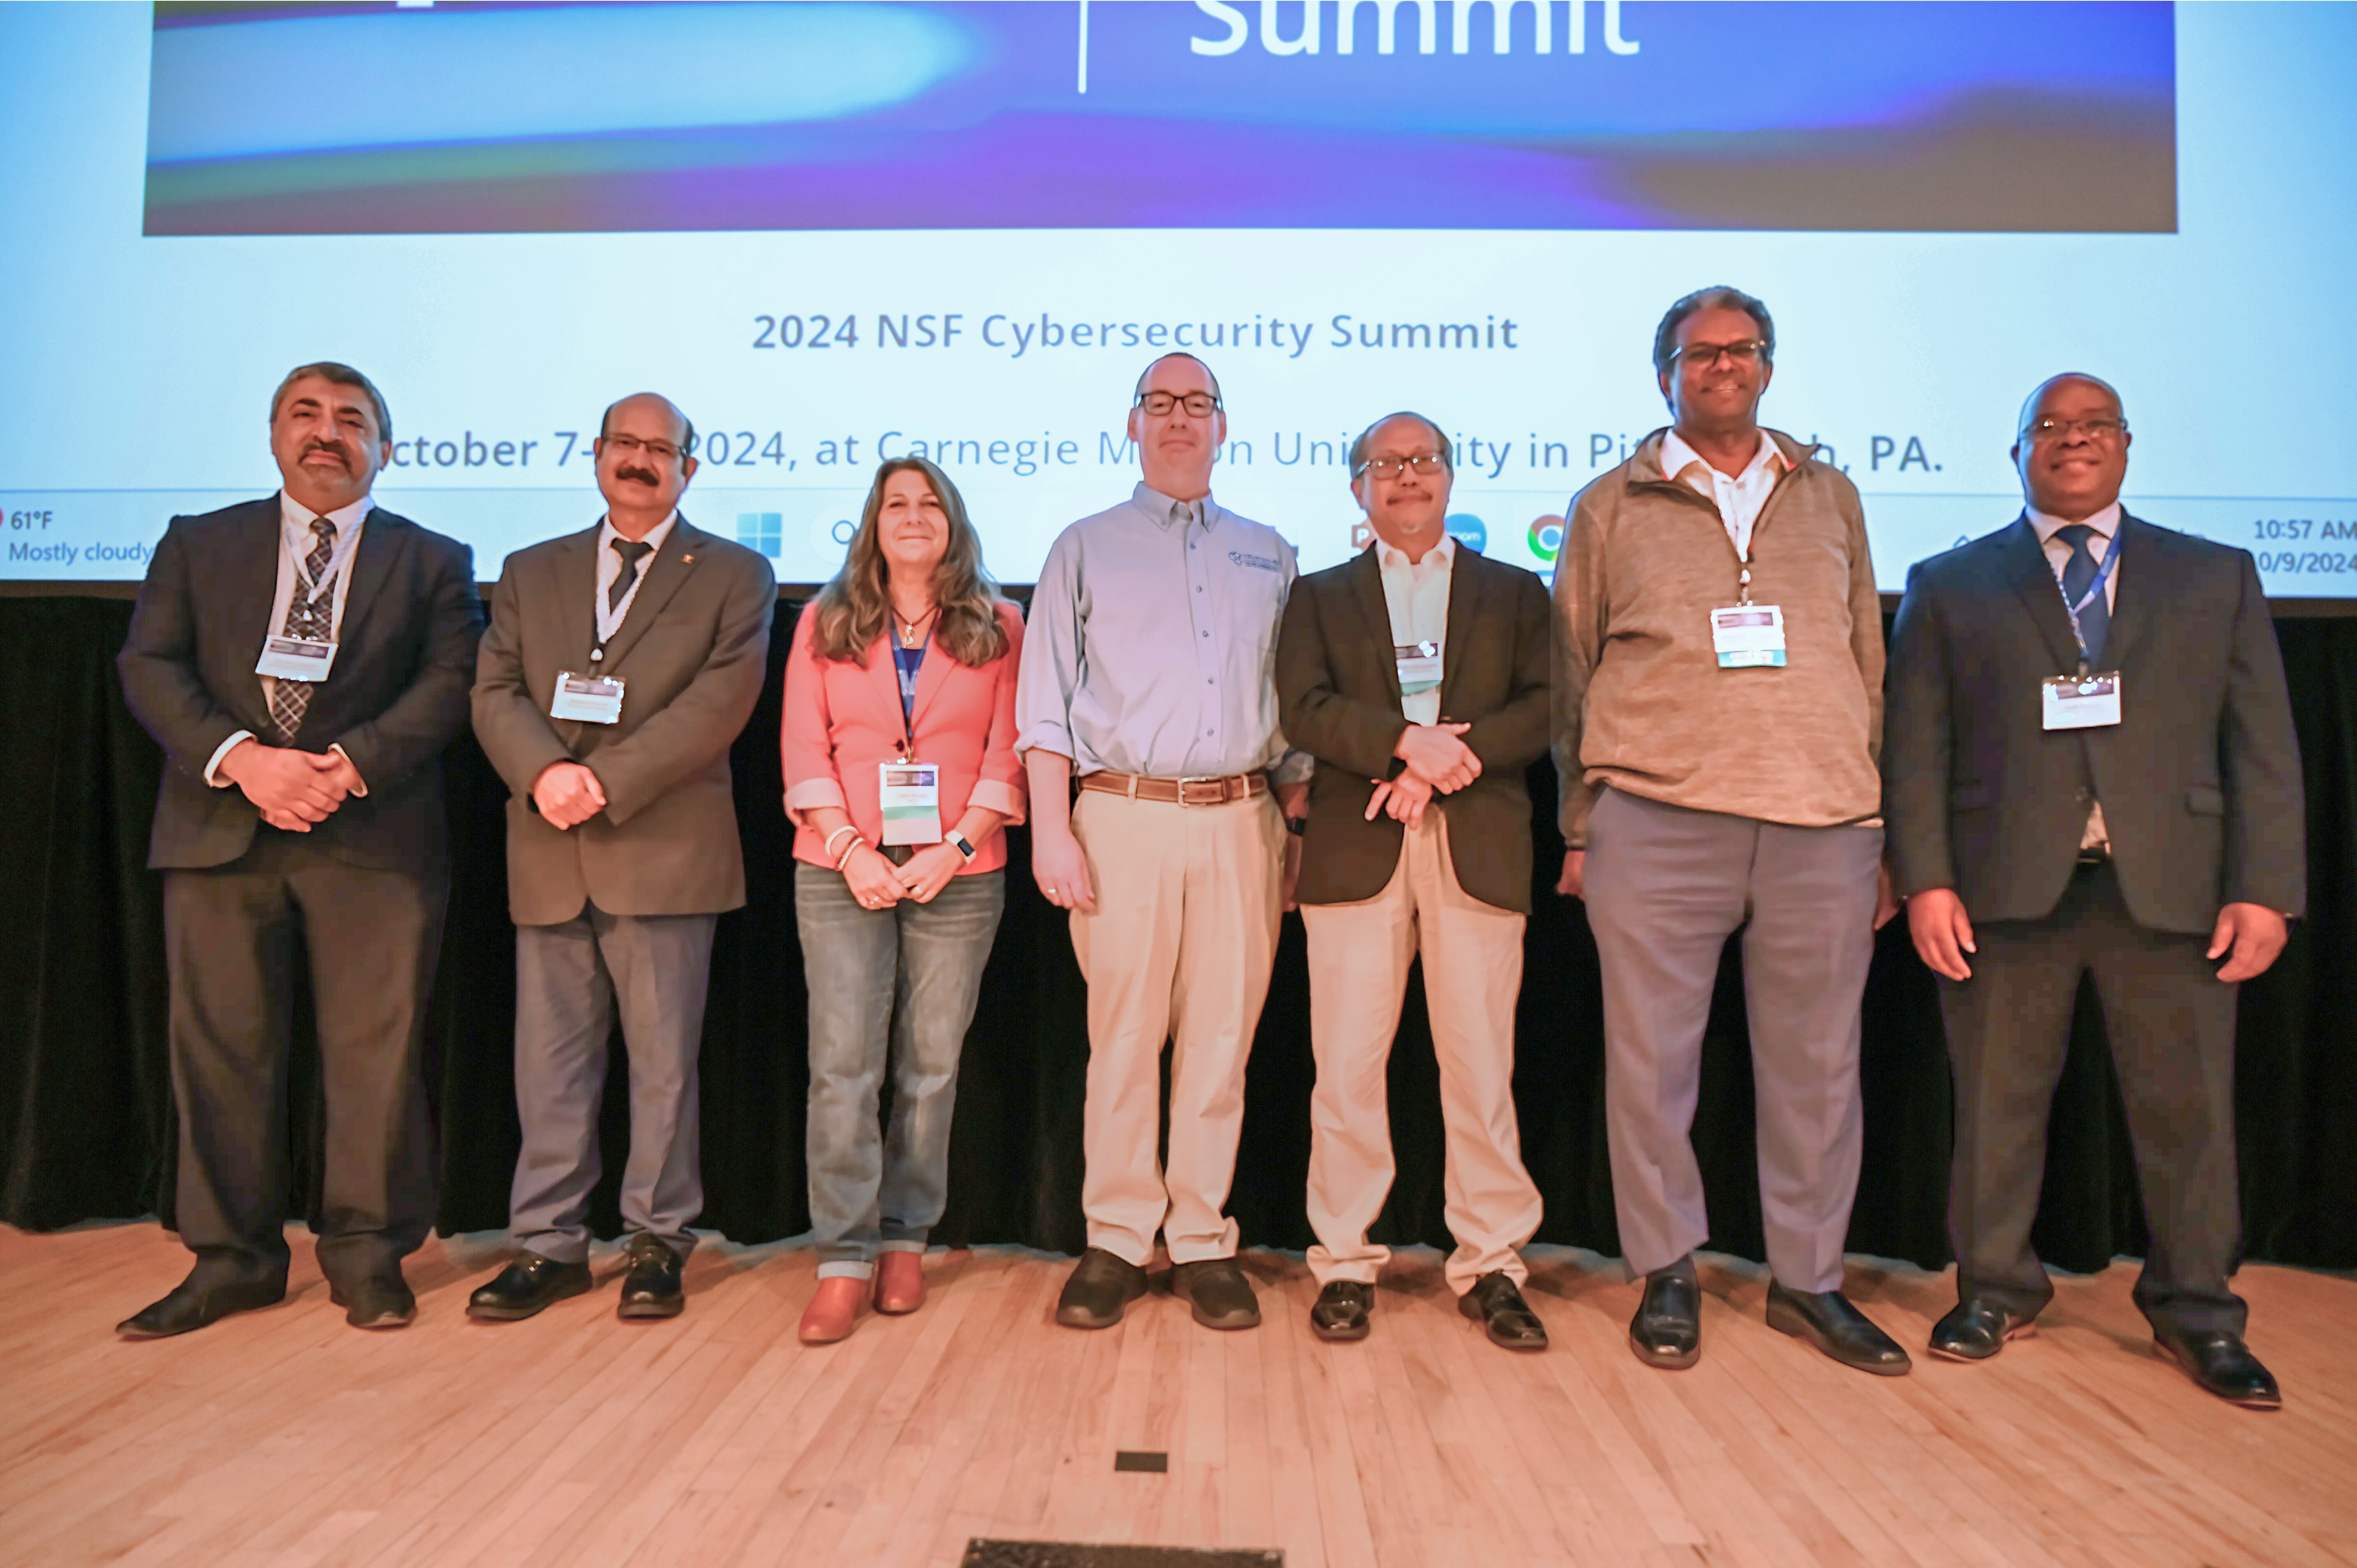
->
[1016, 353, 1309, 1335]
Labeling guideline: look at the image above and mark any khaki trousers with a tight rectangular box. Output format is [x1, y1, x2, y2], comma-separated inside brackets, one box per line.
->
[1069, 788, 1284, 1266]
[1299, 812, 1542, 1295]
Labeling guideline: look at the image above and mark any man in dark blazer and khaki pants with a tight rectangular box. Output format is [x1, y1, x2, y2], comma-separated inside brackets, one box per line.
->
[1885, 373, 2304, 1407]
[467, 392, 775, 1322]
[1275, 411, 1553, 1351]
[116, 362, 482, 1336]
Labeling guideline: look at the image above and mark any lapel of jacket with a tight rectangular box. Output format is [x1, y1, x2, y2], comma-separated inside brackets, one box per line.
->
[1346, 545, 1405, 718]
[2100, 511, 2152, 673]
[1435, 542, 1483, 719]
[333, 507, 402, 651]
[861, 630, 915, 749]
[226, 500, 285, 729]
[904, 623, 956, 741]
[551, 524, 601, 667]
[598, 514, 705, 673]
[2003, 513, 2083, 672]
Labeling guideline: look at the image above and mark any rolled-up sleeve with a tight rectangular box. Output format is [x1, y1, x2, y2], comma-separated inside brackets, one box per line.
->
[1015, 529, 1082, 760]
[779, 602, 848, 826]
[970, 603, 1030, 821]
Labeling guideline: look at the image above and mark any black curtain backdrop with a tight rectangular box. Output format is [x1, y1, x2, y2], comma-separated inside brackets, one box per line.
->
[3, 593, 2353, 1275]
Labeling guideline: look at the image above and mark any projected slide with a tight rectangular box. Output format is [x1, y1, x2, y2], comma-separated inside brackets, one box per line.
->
[2, 1, 2353, 595]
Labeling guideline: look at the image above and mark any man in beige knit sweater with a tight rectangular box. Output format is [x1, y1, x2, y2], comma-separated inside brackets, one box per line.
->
[1552, 286, 1906, 1377]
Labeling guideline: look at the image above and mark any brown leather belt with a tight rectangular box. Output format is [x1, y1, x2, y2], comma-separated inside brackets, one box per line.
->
[1079, 770, 1268, 807]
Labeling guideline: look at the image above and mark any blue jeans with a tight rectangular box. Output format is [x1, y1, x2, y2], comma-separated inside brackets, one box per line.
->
[795, 861, 1004, 1278]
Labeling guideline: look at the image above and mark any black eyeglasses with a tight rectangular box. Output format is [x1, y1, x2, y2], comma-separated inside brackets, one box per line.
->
[1355, 454, 1449, 480]
[602, 433, 688, 461]
[1670, 339, 1769, 370]
[2025, 416, 2127, 443]
[1134, 390, 1222, 418]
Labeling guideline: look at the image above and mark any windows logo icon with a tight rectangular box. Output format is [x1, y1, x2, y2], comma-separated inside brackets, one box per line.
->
[737, 512, 783, 559]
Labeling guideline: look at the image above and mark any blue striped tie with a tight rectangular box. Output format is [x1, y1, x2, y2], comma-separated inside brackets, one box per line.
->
[2056, 524, 2110, 667]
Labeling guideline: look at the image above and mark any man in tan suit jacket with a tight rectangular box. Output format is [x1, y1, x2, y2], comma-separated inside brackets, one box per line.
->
[466, 392, 775, 1322]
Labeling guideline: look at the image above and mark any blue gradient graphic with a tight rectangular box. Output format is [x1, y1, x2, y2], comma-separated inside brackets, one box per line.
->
[144, 1, 2175, 235]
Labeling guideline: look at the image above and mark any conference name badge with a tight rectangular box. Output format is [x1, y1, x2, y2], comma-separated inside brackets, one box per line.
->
[1394, 639, 1442, 695]
[254, 635, 337, 682]
[1711, 604, 1786, 668]
[2042, 672, 2123, 730]
[878, 761, 944, 846]
[549, 671, 625, 724]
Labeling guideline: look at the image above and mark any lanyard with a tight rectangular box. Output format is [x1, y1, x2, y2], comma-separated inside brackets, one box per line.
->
[288, 516, 355, 615]
[2053, 533, 2121, 676]
[891, 614, 935, 759]
[592, 529, 663, 664]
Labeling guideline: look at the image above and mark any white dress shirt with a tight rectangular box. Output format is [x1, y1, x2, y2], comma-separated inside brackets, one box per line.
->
[203, 491, 374, 788]
[2027, 500, 2124, 852]
[595, 510, 680, 647]
[2027, 500, 2122, 613]
[1375, 531, 1454, 727]
[1660, 428, 1789, 558]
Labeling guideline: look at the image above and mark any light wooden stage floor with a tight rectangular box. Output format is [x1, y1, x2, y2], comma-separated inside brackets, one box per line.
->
[3, 1223, 2353, 1568]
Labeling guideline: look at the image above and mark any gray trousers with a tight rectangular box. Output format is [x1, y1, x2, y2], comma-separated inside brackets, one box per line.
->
[162, 830, 443, 1290]
[1584, 787, 1882, 1293]
[1941, 862, 2245, 1338]
[508, 901, 715, 1263]
[795, 862, 1004, 1278]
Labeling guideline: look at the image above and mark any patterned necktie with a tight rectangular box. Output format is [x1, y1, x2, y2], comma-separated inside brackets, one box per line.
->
[2055, 524, 2111, 668]
[609, 537, 656, 614]
[267, 516, 338, 743]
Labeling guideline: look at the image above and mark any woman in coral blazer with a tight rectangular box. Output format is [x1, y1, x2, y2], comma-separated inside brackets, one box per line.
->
[781, 455, 1026, 1344]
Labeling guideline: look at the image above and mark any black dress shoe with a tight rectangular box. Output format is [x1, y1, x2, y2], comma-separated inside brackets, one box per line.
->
[617, 1234, 686, 1320]
[2155, 1328, 2282, 1409]
[1458, 1271, 1547, 1351]
[117, 1275, 286, 1339]
[1630, 1268, 1701, 1370]
[1765, 1282, 1912, 1376]
[1310, 1280, 1373, 1342]
[467, 1253, 592, 1321]
[1928, 1297, 2036, 1361]
[329, 1276, 417, 1330]
[1171, 1257, 1262, 1330]
[1055, 1247, 1149, 1330]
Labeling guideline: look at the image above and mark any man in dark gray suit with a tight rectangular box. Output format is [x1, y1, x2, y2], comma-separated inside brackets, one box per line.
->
[467, 392, 774, 1322]
[116, 362, 482, 1337]
[1885, 373, 2304, 1408]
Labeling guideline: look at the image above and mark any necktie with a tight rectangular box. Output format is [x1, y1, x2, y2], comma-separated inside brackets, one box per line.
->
[268, 516, 337, 743]
[2055, 524, 2111, 667]
[609, 537, 655, 615]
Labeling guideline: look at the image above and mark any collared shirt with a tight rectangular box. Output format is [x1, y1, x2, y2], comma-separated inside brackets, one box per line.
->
[1660, 428, 1789, 558]
[2027, 500, 2122, 613]
[595, 510, 680, 648]
[203, 490, 374, 789]
[2027, 500, 2125, 852]
[1375, 530, 1455, 727]
[1016, 480, 1311, 783]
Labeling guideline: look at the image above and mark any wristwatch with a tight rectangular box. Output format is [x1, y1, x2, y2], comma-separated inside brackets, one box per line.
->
[1285, 816, 1308, 837]
[947, 829, 978, 863]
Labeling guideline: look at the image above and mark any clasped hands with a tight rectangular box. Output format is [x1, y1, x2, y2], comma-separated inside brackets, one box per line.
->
[532, 761, 608, 830]
[841, 841, 965, 908]
[1364, 720, 1480, 830]
[221, 738, 363, 832]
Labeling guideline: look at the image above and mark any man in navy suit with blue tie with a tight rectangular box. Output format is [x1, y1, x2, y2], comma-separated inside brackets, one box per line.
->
[1884, 374, 2304, 1407]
